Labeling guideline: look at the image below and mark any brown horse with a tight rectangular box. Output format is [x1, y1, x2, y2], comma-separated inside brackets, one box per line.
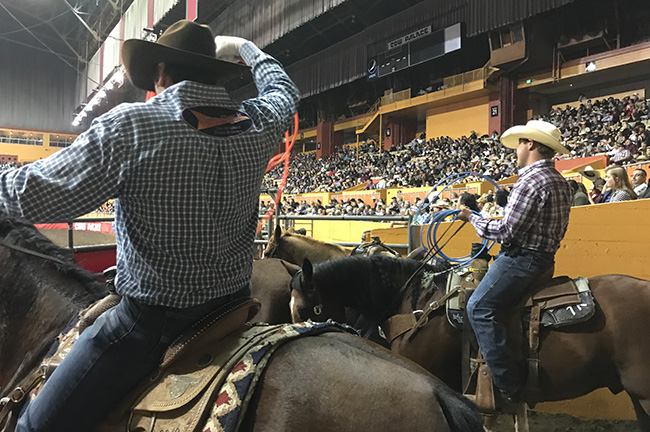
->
[251, 258, 299, 324]
[0, 216, 482, 432]
[264, 225, 352, 264]
[290, 255, 650, 431]
[263, 225, 408, 265]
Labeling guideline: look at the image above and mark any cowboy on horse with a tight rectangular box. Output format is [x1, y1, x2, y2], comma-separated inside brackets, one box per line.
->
[0, 19, 299, 431]
[457, 120, 573, 406]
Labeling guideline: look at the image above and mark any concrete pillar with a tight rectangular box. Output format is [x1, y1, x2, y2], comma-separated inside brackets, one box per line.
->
[383, 117, 417, 150]
[316, 121, 334, 158]
[488, 91, 502, 136]
[489, 77, 529, 134]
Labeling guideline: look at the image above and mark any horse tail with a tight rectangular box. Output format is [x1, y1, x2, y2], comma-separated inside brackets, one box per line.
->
[434, 384, 483, 432]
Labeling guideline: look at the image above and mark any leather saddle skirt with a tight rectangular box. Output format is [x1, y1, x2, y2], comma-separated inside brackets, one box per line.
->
[446, 268, 595, 330]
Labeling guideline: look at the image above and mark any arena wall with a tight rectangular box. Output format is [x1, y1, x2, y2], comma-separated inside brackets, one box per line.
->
[426, 95, 490, 139]
[0, 142, 61, 163]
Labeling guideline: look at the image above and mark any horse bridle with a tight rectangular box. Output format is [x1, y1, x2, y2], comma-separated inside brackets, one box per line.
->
[0, 238, 67, 266]
[289, 269, 323, 316]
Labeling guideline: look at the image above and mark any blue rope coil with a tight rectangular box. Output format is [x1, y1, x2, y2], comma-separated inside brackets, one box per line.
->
[417, 171, 499, 265]
[420, 209, 495, 266]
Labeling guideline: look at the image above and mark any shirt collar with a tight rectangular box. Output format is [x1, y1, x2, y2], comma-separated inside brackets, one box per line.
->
[156, 81, 240, 111]
[518, 158, 554, 177]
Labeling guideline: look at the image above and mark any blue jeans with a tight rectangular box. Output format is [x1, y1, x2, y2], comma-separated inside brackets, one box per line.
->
[16, 286, 250, 432]
[466, 248, 554, 394]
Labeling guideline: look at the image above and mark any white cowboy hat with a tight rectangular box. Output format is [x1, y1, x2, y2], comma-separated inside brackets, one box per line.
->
[433, 199, 451, 209]
[500, 120, 570, 154]
[579, 165, 601, 181]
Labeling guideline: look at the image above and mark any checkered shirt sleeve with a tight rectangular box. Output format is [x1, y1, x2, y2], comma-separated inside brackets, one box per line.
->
[0, 42, 299, 307]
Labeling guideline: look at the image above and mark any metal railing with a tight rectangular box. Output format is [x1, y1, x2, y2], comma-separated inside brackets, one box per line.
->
[66, 217, 116, 252]
[61, 214, 415, 255]
[254, 214, 413, 255]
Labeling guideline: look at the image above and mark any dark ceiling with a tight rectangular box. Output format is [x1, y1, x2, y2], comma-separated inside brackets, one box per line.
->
[0, 0, 427, 73]
[261, 0, 425, 67]
[0, 0, 133, 68]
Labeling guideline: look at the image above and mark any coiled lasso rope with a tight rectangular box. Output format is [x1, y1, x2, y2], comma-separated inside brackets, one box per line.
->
[417, 171, 500, 265]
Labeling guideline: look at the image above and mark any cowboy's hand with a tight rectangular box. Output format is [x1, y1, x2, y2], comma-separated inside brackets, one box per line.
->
[457, 205, 472, 222]
[214, 36, 250, 63]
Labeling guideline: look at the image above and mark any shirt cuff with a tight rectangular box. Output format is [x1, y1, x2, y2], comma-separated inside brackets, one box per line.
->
[239, 41, 264, 67]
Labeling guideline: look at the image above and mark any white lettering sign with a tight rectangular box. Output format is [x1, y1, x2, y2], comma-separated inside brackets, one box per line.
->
[387, 25, 432, 50]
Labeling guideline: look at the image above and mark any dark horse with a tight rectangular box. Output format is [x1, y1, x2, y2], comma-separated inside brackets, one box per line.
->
[0, 216, 482, 432]
[290, 255, 650, 431]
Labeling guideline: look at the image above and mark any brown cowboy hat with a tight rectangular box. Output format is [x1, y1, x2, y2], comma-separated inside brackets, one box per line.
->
[121, 20, 248, 91]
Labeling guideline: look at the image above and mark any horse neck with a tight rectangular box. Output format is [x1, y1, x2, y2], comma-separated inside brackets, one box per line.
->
[0, 252, 101, 394]
[323, 259, 418, 323]
[285, 236, 349, 263]
[401, 263, 449, 314]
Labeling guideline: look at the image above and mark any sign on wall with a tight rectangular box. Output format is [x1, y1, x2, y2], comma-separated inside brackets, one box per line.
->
[387, 25, 432, 50]
[369, 23, 462, 80]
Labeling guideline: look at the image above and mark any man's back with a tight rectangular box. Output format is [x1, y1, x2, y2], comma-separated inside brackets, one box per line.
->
[111, 80, 288, 307]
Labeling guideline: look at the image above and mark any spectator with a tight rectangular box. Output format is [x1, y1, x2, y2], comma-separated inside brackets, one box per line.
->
[568, 179, 589, 206]
[609, 143, 632, 165]
[603, 166, 638, 202]
[631, 167, 648, 196]
[588, 178, 607, 204]
[459, 192, 480, 212]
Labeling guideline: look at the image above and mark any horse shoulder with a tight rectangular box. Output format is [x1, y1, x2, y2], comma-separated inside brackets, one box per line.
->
[240, 332, 480, 432]
[251, 259, 295, 324]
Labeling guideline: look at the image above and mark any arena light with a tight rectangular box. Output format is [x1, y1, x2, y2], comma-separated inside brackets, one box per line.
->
[585, 61, 596, 73]
[72, 65, 126, 127]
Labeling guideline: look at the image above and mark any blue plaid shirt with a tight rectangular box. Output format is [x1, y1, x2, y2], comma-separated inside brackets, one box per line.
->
[0, 43, 299, 307]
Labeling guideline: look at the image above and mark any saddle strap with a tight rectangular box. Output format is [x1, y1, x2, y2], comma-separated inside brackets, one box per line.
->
[381, 313, 417, 345]
[406, 286, 462, 341]
[0, 365, 48, 428]
[525, 304, 542, 400]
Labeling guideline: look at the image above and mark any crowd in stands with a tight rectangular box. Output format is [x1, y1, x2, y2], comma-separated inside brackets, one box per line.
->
[263, 95, 650, 199]
[260, 188, 512, 222]
[31, 93, 642, 216]
[257, 95, 650, 221]
[542, 94, 650, 162]
[262, 132, 518, 195]
[0, 161, 22, 171]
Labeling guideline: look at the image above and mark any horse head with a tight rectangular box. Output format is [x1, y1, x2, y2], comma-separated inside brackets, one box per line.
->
[263, 225, 285, 259]
[289, 258, 347, 323]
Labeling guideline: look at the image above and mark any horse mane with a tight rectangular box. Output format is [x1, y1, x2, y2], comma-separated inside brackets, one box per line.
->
[311, 255, 449, 321]
[0, 215, 106, 299]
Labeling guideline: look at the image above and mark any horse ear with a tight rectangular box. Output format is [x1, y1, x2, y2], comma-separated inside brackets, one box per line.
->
[302, 258, 313, 280]
[274, 225, 283, 241]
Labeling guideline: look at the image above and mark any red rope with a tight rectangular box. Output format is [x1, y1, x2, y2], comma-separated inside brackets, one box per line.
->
[256, 113, 298, 235]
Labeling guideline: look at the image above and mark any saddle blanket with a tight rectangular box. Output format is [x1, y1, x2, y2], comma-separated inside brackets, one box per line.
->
[200, 320, 356, 432]
[35, 320, 357, 432]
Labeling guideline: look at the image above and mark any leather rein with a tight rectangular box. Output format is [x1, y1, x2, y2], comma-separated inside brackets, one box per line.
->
[0, 238, 67, 267]
[0, 237, 89, 425]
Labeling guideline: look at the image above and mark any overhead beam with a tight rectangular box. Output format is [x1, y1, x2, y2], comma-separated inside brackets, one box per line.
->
[9, 5, 86, 63]
[64, 0, 101, 42]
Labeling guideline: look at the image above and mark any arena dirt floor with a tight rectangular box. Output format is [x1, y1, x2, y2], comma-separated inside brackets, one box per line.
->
[36, 229, 640, 431]
[492, 411, 637, 431]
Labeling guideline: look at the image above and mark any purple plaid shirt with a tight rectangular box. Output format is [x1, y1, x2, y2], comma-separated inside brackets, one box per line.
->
[469, 159, 572, 253]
